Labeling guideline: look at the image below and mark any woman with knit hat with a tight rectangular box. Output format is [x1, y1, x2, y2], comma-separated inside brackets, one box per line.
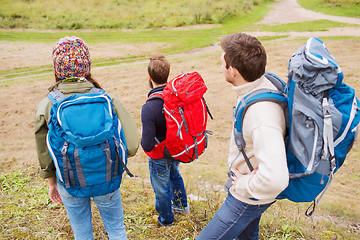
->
[34, 36, 139, 239]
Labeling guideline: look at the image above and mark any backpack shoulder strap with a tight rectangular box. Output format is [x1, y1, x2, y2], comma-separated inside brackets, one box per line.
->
[265, 71, 286, 93]
[89, 87, 105, 94]
[233, 87, 288, 171]
[48, 87, 106, 104]
[147, 91, 164, 102]
[47, 88, 66, 104]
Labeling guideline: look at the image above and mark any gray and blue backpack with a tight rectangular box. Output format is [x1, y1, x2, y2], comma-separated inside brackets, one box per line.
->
[233, 37, 360, 215]
[46, 88, 132, 198]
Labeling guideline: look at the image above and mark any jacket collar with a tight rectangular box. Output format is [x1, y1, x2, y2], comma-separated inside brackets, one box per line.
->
[232, 75, 266, 99]
[148, 85, 166, 97]
[50, 81, 95, 94]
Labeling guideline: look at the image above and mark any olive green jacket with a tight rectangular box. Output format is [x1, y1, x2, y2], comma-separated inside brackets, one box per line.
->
[34, 81, 139, 179]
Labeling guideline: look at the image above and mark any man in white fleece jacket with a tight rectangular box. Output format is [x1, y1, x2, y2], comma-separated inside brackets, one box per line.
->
[197, 33, 289, 240]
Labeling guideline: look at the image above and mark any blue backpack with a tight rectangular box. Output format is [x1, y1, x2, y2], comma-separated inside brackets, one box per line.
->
[233, 37, 360, 215]
[46, 88, 133, 198]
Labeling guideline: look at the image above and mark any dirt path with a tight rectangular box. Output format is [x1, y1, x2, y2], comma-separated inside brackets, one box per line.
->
[259, 0, 360, 25]
[251, 0, 360, 39]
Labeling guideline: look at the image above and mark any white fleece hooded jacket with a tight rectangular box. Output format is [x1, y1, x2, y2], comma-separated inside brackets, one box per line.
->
[228, 75, 289, 205]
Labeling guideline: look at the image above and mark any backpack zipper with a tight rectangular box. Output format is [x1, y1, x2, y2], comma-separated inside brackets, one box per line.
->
[171, 74, 185, 96]
[46, 133, 63, 183]
[334, 97, 359, 146]
[201, 99, 206, 126]
[164, 106, 183, 139]
[57, 95, 113, 126]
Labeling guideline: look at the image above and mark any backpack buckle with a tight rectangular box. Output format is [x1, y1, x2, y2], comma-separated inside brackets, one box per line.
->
[61, 141, 69, 155]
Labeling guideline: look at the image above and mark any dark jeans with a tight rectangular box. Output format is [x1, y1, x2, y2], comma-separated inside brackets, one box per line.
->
[149, 157, 189, 226]
[197, 192, 274, 240]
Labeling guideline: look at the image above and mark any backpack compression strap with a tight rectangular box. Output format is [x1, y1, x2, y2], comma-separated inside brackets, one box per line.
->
[203, 97, 214, 120]
[113, 136, 134, 177]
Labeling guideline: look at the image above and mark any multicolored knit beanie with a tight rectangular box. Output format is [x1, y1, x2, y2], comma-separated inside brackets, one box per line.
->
[52, 36, 91, 80]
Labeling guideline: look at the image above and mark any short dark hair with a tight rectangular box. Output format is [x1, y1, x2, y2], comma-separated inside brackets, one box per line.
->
[148, 54, 170, 85]
[221, 33, 267, 82]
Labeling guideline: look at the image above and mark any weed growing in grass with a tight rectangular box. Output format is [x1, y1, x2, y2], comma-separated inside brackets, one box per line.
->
[270, 224, 304, 239]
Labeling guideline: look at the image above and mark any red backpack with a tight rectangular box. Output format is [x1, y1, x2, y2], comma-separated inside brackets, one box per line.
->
[145, 71, 212, 163]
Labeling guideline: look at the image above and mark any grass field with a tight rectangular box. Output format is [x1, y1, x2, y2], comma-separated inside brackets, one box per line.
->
[298, 0, 360, 18]
[1, 0, 360, 239]
[0, 0, 268, 29]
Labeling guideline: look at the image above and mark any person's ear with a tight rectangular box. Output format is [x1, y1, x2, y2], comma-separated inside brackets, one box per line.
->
[229, 66, 239, 78]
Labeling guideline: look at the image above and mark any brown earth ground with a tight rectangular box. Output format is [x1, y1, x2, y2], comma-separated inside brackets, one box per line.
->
[0, 0, 360, 237]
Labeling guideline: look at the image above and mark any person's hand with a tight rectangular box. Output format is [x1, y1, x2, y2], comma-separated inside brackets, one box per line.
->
[231, 169, 258, 187]
[49, 184, 63, 204]
[47, 177, 63, 204]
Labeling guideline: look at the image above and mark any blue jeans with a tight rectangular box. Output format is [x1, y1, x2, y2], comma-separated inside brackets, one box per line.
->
[149, 157, 189, 226]
[58, 184, 127, 240]
[197, 192, 274, 240]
